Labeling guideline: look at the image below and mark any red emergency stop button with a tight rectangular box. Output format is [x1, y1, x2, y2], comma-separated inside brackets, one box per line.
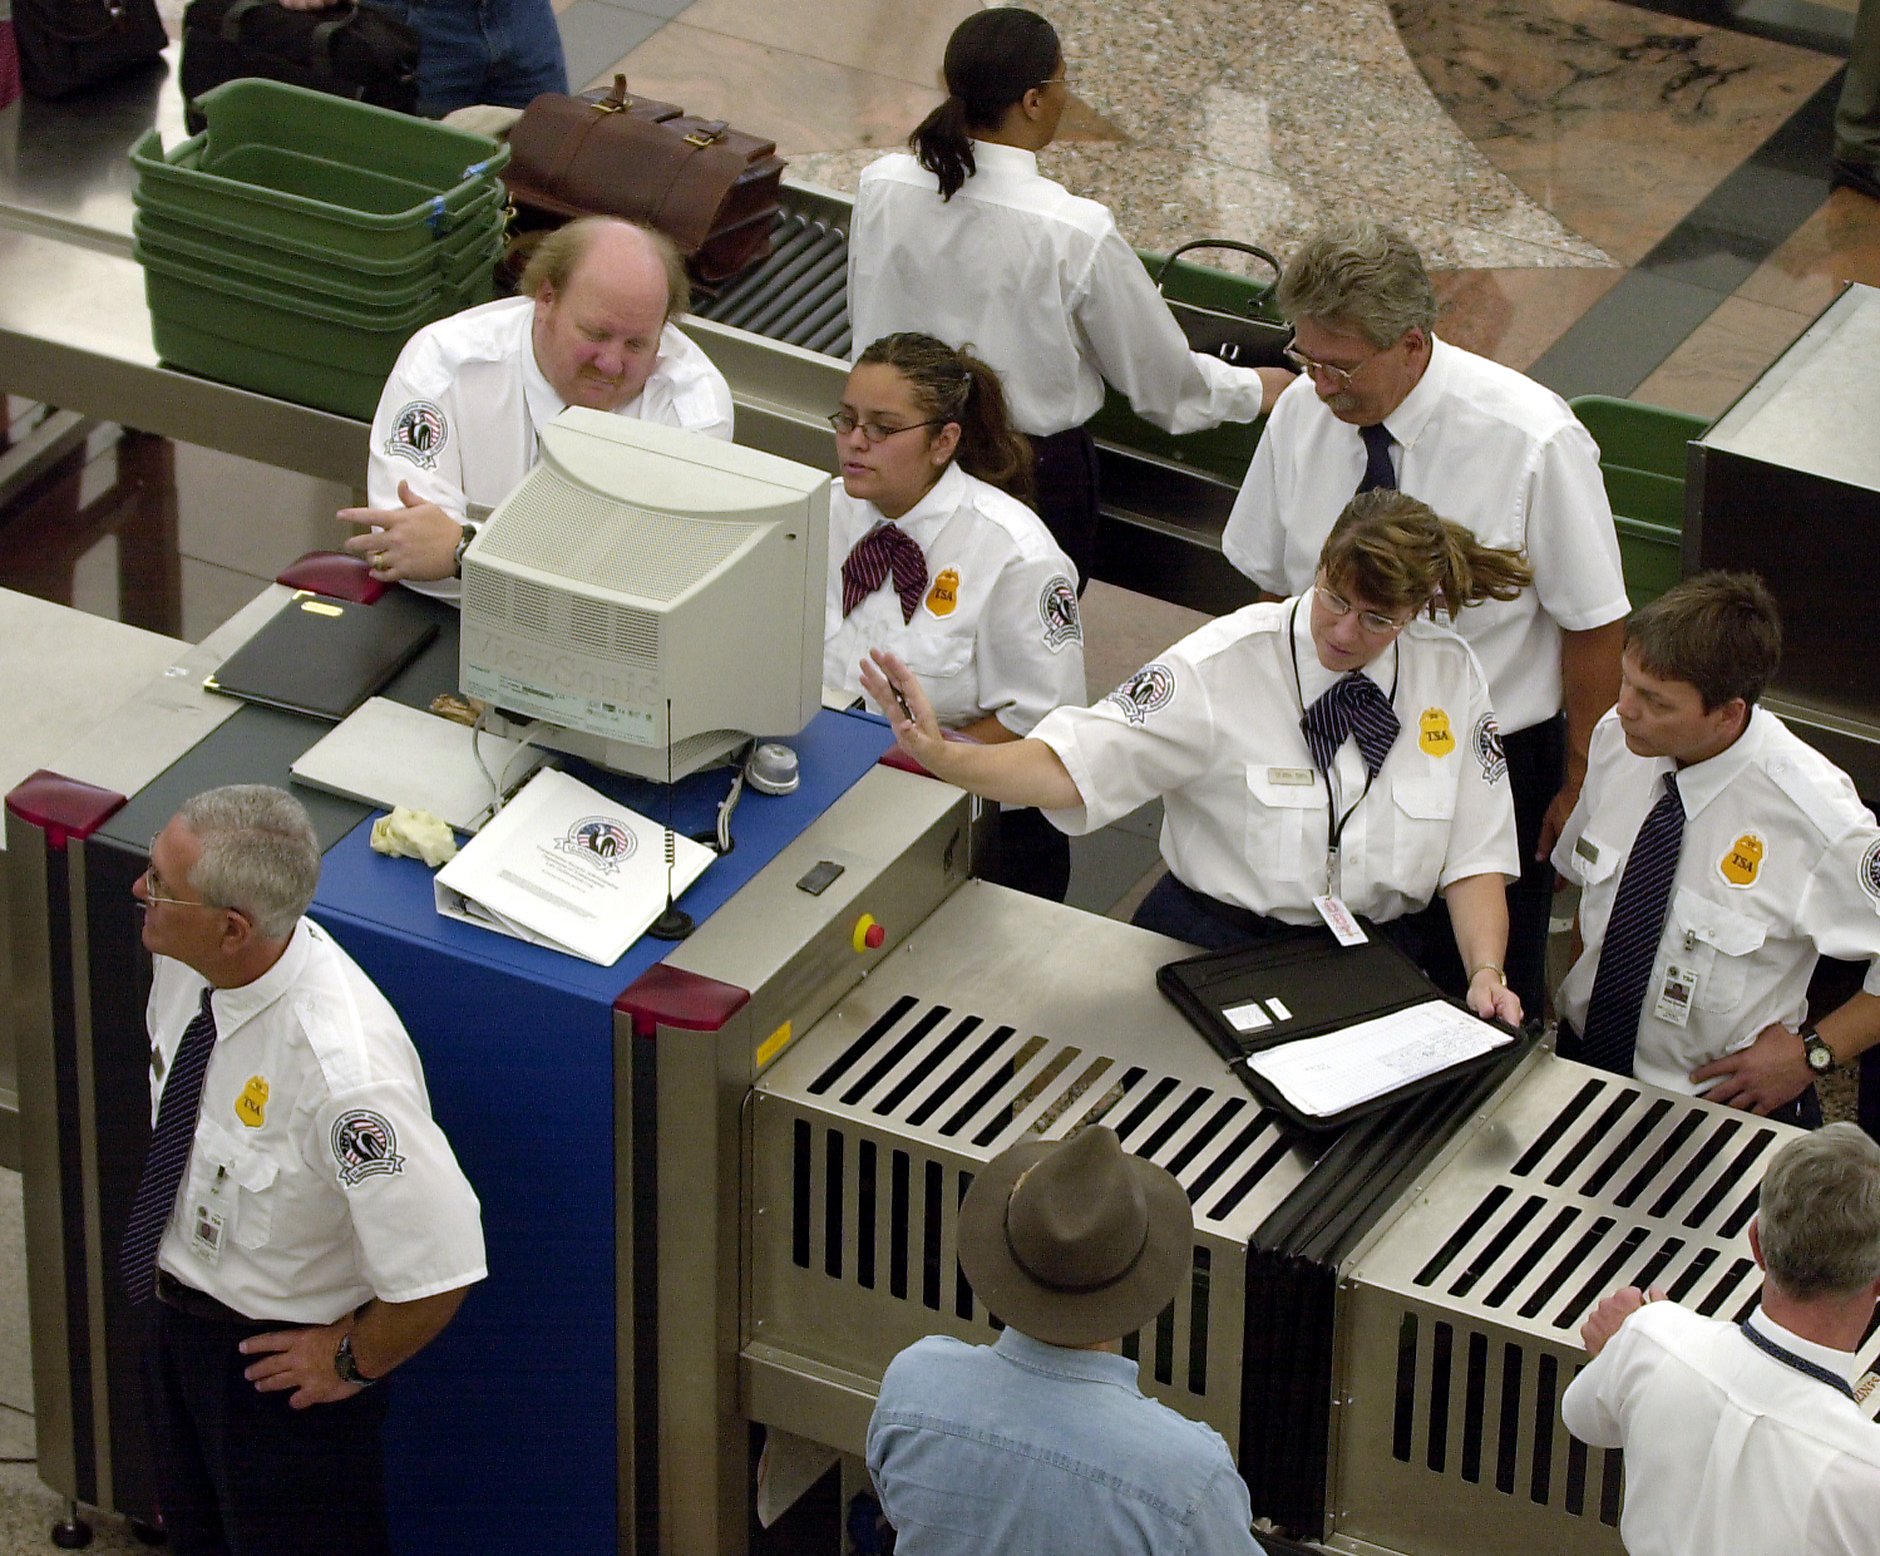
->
[853, 914, 886, 952]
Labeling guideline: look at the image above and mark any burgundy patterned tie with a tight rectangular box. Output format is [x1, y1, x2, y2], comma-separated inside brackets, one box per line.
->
[841, 524, 928, 624]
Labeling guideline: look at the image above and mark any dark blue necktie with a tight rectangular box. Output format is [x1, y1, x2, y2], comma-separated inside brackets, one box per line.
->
[1301, 673, 1400, 780]
[121, 986, 218, 1304]
[1578, 772, 1685, 1075]
[1357, 423, 1396, 493]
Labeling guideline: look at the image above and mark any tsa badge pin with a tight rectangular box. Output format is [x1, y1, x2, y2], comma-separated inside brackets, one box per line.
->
[1103, 662, 1176, 726]
[924, 567, 960, 618]
[386, 400, 448, 469]
[1419, 707, 1455, 757]
[235, 1074, 270, 1129]
[1037, 574, 1082, 652]
[559, 816, 637, 874]
[330, 1110, 405, 1186]
[1472, 713, 1507, 782]
[1717, 832, 1765, 889]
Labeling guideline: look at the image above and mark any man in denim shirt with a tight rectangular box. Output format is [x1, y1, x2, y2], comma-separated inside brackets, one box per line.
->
[866, 1127, 1264, 1554]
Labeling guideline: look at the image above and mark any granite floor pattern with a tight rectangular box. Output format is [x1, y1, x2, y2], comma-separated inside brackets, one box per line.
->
[6, 0, 1880, 1547]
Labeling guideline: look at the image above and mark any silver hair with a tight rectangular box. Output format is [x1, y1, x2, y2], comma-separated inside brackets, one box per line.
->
[1276, 219, 1439, 346]
[1757, 1122, 1880, 1299]
[176, 785, 320, 940]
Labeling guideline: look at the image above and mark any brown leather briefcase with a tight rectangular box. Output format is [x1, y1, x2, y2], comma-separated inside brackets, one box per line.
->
[505, 74, 784, 285]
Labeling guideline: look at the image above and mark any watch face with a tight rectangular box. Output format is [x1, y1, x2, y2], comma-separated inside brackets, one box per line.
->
[1807, 1044, 1832, 1073]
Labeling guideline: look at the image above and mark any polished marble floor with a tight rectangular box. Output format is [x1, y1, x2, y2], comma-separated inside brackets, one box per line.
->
[3, 0, 1880, 1546]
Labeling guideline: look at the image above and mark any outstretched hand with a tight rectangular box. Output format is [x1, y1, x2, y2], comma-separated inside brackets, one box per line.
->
[859, 649, 947, 765]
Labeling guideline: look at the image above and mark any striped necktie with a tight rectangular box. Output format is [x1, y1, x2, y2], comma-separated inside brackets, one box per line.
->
[1357, 423, 1396, 494]
[1578, 772, 1685, 1075]
[841, 523, 928, 624]
[1301, 673, 1400, 779]
[121, 986, 218, 1304]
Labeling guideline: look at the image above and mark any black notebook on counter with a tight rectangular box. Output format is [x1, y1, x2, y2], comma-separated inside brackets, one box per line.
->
[1157, 927, 1519, 1128]
[205, 592, 438, 722]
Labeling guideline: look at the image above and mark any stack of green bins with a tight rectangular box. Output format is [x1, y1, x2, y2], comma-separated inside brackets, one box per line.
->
[129, 78, 511, 419]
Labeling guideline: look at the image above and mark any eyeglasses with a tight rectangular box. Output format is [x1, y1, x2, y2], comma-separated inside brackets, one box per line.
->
[1282, 338, 1390, 391]
[137, 837, 227, 913]
[1037, 72, 1074, 89]
[1316, 584, 1411, 636]
[828, 411, 946, 446]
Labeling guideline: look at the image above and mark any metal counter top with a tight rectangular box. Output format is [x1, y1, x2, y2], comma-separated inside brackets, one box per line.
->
[1700, 282, 1880, 494]
[0, 45, 192, 252]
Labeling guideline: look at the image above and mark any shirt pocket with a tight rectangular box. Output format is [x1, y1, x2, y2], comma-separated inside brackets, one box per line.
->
[1668, 887, 1767, 1012]
[1244, 767, 1321, 879]
[188, 1115, 280, 1249]
[1390, 769, 1457, 882]
[899, 633, 976, 724]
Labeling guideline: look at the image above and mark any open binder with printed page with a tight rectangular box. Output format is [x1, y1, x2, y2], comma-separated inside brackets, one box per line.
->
[435, 767, 714, 966]
[1157, 927, 1522, 1129]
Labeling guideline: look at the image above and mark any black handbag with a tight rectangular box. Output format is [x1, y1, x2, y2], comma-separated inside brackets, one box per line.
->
[12, 0, 169, 100]
[180, 0, 417, 132]
[1152, 238, 1293, 369]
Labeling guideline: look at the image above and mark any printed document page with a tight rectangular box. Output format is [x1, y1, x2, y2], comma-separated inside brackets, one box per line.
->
[1245, 998, 1514, 1118]
[434, 767, 713, 965]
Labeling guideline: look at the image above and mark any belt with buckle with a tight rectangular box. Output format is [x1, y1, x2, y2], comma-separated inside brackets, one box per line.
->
[155, 1271, 261, 1325]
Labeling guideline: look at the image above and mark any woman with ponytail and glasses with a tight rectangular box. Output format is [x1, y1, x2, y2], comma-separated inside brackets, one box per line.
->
[826, 333, 1087, 900]
[847, 7, 1292, 588]
[861, 491, 1534, 1021]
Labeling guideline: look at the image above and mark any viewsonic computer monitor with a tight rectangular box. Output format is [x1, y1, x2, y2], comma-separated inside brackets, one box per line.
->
[459, 408, 831, 782]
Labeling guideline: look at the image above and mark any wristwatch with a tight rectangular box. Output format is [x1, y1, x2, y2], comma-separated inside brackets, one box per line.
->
[451, 520, 480, 577]
[1800, 1023, 1837, 1076]
[334, 1331, 378, 1387]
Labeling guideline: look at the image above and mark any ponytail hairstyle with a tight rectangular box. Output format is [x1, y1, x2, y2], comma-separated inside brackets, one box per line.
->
[909, 8, 1062, 200]
[1319, 490, 1532, 619]
[856, 333, 1035, 503]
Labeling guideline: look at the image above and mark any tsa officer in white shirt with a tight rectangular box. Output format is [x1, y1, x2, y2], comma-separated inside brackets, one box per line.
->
[848, 7, 1292, 586]
[125, 785, 485, 1556]
[341, 217, 734, 600]
[825, 332, 1086, 899]
[1552, 573, 1880, 1124]
[861, 490, 1530, 1022]
[1221, 219, 1630, 1026]
[1562, 1124, 1880, 1556]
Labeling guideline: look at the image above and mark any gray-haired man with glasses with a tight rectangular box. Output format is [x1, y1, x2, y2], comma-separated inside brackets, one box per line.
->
[128, 784, 484, 1556]
[1223, 219, 1630, 1022]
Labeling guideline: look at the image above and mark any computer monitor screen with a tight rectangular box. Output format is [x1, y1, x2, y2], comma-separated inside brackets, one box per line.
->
[459, 408, 831, 782]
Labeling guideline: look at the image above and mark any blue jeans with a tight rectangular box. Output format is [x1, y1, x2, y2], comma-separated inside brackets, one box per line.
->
[382, 0, 567, 116]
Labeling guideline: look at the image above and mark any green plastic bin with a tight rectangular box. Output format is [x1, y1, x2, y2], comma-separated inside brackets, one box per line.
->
[137, 241, 497, 419]
[133, 211, 504, 310]
[130, 80, 508, 264]
[131, 184, 506, 279]
[1087, 243, 1287, 486]
[1570, 395, 1709, 608]
[196, 78, 508, 195]
[133, 131, 500, 260]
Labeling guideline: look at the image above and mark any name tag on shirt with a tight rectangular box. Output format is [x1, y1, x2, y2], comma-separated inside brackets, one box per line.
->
[1574, 836, 1600, 866]
[1268, 767, 1316, 787]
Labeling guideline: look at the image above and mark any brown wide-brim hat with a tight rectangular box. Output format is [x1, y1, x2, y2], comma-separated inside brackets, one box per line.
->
[956, 1126, 1193, 1348]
